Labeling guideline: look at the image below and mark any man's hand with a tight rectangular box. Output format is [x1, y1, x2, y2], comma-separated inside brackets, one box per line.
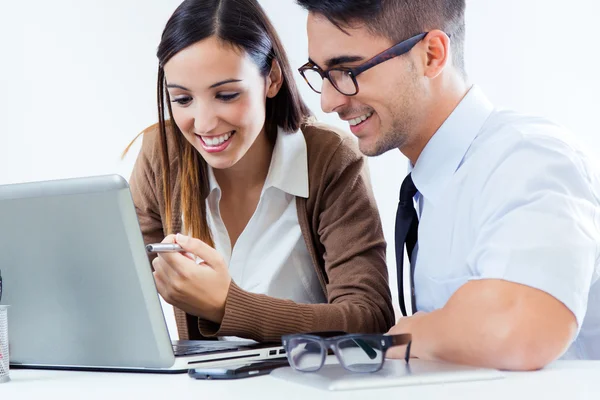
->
[152, 233, 232, 323]
[386, 311, 428, 359]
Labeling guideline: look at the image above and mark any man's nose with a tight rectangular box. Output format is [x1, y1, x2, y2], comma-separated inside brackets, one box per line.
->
[320, 79, 350, 114]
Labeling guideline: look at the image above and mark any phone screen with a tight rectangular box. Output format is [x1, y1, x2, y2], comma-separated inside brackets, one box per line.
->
[188, 359, 289, 380]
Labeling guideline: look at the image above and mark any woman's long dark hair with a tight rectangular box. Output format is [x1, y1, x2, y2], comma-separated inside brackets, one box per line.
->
[154, 0, 311, 244]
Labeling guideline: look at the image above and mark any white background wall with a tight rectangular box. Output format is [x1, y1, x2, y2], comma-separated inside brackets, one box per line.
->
[1, 0, 599, 337]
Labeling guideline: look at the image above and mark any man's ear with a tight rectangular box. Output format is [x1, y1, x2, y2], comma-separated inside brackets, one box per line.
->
[421, 30, 451, 79]
[266, 59, 284, 98]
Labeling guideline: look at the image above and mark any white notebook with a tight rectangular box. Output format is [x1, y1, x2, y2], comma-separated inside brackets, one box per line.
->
[271, 358, 504, 391]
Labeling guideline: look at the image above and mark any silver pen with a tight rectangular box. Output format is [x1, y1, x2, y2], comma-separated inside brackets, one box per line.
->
[146, 243, 185, 253]
[146, 243, 205, 265]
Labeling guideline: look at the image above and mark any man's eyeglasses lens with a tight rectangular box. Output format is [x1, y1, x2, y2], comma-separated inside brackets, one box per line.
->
[302, 68, 357, 96]
[287, 336, 384, 372]
[301, 69, 324, 94]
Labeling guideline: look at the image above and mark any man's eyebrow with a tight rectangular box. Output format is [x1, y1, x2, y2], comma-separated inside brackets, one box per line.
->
[324, 55, 365, 69]
[166, 79, 242, 91]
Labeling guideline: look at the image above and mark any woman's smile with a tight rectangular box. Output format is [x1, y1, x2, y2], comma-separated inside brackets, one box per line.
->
[196, 130, 236, 153]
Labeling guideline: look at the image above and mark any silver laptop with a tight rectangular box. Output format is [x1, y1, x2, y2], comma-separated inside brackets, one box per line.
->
[271, 358, 504, 391]
[0, 175, 285, 372]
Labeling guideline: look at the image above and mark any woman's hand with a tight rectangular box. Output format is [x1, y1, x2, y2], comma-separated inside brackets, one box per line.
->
[152, 233, 231, 324]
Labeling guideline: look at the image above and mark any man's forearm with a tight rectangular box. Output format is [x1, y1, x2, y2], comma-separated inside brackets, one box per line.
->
[404, 308, 524, 369]
[390, 281, 576, 370]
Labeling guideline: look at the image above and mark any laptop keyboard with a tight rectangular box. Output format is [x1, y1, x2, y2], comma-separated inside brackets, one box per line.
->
[172, 341, 247, 357]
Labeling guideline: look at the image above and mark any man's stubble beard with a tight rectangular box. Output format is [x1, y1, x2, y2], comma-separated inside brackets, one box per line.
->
[360, 93, 417, 157]
[358, 60, 420, 157]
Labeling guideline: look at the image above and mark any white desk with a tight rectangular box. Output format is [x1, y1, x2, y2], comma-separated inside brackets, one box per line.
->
[1, 361, 599, 400]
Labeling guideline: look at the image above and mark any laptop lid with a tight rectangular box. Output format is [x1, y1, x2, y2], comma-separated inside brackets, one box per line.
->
[0, 175, 176, 370]
[0, 174, 287, 372]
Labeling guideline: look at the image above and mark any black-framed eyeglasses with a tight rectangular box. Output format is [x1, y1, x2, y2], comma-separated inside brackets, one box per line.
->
[298, 32, 428, 96]
[281, 331, 412, 373]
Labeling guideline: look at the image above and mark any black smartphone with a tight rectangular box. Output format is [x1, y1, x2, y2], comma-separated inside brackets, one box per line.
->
[188, 358, 289, 380]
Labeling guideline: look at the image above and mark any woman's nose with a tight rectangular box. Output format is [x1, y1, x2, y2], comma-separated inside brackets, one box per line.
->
[193, 104, 219, 135]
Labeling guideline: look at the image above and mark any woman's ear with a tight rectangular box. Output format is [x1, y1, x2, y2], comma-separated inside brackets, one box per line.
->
[266, 59, 283, 98]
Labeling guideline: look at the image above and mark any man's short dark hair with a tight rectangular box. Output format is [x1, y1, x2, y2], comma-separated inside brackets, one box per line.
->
[296, 0, 466, 76]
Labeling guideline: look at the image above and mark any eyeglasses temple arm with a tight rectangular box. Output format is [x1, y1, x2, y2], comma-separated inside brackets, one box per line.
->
[389, 334, 412, 364]
[352, 339, 378, 360]
[405, 340, 412, 364]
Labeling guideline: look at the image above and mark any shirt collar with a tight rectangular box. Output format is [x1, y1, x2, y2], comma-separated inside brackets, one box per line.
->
[264, 126, 309, 198]
[411, 85, 494, 205]
[207, 126, 309, 199]
[207, 165, 219, 196]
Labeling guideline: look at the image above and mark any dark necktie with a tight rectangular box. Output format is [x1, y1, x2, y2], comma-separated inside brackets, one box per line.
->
[395, 173, 419, 317]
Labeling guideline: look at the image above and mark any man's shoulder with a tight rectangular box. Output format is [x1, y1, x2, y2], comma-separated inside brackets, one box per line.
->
[482, 110, 575, 144]
[462, 109, 600, 206]
[469, 110, 587, 167]
[459, 110, 600, 205]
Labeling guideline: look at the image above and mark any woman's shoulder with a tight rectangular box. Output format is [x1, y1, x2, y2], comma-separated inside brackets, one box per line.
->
[135, 121, 179, 168]
[300, 121, 363, 169]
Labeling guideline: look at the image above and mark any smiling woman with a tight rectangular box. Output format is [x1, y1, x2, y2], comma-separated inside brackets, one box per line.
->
[163, 37, 277, 169]
[125, 0, 395, 342]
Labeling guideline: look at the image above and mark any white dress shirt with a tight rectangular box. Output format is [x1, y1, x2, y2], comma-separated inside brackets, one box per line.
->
[205, 127, 327, 307]
[409, 86, 600, 360]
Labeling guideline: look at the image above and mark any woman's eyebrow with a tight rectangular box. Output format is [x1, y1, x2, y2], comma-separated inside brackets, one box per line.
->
[209, 79, 242, 89]
[166, 83, 190, 91]
[166, 79, 242, 91]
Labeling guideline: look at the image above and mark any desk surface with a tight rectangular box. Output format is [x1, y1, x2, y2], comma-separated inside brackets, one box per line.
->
[1, 361, 599, 400]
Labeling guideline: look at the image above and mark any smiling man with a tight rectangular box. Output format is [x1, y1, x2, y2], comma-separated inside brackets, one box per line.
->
[296, 0, 600, 370]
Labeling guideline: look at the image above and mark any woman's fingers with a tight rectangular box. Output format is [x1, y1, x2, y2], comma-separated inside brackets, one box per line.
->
[175, 233, 221, 268]
[152, 252, 181, 281]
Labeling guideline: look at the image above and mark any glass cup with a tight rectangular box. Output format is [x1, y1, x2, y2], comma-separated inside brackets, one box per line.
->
[0, 305, 10, 383]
